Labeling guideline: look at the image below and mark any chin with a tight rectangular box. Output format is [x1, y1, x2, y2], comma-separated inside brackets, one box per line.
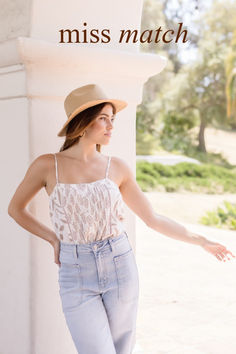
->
[96, 140, 109, 145]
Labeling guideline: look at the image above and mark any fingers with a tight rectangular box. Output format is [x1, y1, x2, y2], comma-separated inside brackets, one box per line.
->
[215, 253, 224, 261]
[221, 248, 235, 260]
[216, 248, 227, 261]
[54, 253, 61, 266]
[215, 249, 235, 262]
[54, 244, 61, 267]
[226, 250, 236, 258]
[212, 243, 235, 261]
[54, 257, 61, 266]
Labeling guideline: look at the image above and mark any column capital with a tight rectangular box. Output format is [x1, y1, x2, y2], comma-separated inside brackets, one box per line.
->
[0, 36, 167, 102]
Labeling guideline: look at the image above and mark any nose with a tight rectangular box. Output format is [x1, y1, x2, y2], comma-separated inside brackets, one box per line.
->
[106, 120, 113, 129]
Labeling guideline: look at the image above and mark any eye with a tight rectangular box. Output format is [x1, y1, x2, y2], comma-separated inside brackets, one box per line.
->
[99, 116, 115, 122]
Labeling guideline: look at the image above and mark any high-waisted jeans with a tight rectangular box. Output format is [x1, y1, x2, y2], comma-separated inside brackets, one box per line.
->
[58, 230, 139, 354]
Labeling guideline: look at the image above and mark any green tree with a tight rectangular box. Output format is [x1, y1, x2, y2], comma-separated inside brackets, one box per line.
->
[225, 29, 236, 126]
[138, 0, 213, 153]
[138, 0, 236, 155]
[160, 0, 236, 153]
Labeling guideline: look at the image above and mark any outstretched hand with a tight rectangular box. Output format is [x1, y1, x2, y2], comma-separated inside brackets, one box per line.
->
[201, 239, 235, 262]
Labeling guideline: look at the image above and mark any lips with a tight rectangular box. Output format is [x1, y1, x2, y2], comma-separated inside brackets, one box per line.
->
[104, 133, 111, 136]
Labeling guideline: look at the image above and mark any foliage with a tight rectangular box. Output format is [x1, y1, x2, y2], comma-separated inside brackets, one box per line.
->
[159, 111, 197, 152]
[177, 143, 236, 168]
[225, 29, 236, 126]
[200, 200, 236, 230]
[136, 160, 236, 193]
[138, 0, 236, 156]
[136, 131, 162, 155]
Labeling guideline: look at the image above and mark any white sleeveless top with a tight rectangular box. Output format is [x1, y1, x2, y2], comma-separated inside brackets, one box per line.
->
[49, 153, 126, 244]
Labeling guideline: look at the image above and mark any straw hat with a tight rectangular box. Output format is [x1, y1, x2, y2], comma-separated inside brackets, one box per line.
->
[57, 84, 128, 137]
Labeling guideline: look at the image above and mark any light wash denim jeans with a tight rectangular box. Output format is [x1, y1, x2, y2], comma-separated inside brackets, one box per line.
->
[58, 230, 139, 354]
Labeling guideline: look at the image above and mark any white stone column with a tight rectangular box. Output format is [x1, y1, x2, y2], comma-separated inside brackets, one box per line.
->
[0, 1, 167, 353]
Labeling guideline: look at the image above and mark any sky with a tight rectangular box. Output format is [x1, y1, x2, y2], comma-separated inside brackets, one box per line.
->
[164, 0, 214, 63]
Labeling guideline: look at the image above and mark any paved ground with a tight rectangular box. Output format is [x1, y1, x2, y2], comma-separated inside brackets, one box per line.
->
[132, 192, 236, 354]
[146, 191, 236, 226]
[137, 127, 236, 167]
[204, 127, 236, 166]
[136, 154, 200, 165]
[133, 127, 236, 353]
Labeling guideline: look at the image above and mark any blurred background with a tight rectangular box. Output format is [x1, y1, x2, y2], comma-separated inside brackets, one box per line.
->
[135, 1, 236, 353]
[136, 0, 236, 230]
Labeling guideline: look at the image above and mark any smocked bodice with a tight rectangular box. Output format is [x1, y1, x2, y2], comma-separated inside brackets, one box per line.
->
[48, 154, 126, 244]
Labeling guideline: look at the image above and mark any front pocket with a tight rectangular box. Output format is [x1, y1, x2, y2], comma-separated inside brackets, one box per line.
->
[114, 249, 139, 303]
[59, 247, 77, 264]
[58, 263, 83, 312]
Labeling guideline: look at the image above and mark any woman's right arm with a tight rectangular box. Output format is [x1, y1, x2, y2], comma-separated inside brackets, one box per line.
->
[7, 154, 58, 246]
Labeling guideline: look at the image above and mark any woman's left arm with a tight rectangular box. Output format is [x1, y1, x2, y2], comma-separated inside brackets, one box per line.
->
[118, 158, 235, 262]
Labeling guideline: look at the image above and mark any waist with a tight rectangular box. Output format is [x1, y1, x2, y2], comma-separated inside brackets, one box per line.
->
[59, 230, 128, 249]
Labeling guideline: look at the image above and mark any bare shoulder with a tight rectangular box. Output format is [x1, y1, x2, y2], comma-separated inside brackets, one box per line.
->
[29, 153, 54, 173]
[36, 153, 55, 163]
[23, 153, 56, 188]
[110, 156, 134, 184]
[111, 155, 131, 170]
[8, 153, 55, 213]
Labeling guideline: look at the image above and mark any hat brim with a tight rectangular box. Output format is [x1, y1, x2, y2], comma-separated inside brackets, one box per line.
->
[57, 98, 128, 137]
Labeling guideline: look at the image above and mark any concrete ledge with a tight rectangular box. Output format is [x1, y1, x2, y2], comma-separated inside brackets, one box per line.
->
[0, 36, 167, 101]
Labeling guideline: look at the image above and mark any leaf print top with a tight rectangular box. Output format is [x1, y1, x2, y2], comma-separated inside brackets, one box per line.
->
[49, 153, 126, 244]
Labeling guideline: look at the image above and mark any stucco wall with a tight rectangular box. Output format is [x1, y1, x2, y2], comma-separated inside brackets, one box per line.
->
[0, 1, 167, 353]
[0, 0, 31, 41]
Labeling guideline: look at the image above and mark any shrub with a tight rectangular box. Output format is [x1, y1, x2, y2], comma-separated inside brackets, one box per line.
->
[136, 160, 236, 194]
[200, 201, 236, 230]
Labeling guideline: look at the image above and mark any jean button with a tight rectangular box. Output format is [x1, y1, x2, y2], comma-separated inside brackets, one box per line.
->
[93, 244, 98, 250]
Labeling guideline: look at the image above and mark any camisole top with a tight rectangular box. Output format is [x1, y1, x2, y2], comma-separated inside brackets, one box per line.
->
[48, 153, 126, 244]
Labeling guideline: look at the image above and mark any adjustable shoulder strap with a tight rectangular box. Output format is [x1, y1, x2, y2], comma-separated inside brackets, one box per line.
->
[54, 153, 59, 184]
[105, 156, 111, 178]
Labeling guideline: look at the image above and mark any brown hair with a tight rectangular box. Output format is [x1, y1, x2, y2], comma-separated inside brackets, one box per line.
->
[59, 102, 116, 152]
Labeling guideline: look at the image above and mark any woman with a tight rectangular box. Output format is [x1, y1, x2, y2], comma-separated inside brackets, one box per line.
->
[8, 84, 235, 354]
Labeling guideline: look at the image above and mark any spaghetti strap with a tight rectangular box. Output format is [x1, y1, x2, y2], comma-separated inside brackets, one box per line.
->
[105, 156, 111, 179]
[54, 153, 59, 184]
[48, 151, 126, 245]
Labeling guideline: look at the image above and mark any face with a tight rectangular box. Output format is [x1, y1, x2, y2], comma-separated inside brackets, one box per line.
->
[85, 104, 116, 145]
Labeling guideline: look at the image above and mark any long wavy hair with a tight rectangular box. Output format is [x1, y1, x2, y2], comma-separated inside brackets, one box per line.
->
[59, 102, 116, 152]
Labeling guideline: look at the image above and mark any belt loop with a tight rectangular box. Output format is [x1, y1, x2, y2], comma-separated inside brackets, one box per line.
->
[108, 237, 114, 252]
[73, 244, 78, 262]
